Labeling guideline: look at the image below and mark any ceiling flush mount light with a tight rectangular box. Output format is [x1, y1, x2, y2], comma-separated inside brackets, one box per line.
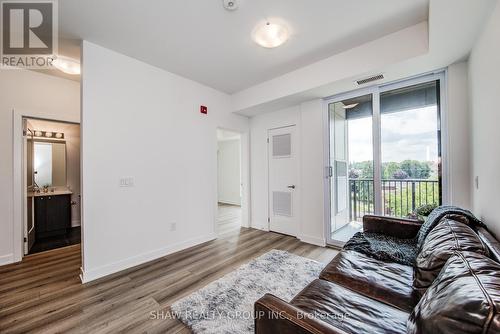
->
[253, 22, 289, 48]
[52, 56, 81, 75]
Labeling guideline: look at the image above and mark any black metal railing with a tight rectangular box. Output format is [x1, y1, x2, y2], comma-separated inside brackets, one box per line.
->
[349, 179, 440, 221]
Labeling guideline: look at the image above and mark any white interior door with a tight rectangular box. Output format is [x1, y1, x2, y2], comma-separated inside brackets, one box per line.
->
[268, 126, 299, 237]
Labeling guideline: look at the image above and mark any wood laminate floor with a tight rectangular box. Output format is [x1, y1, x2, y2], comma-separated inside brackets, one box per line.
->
[29, 227, 81, 255]
[0, 206, 338, 334]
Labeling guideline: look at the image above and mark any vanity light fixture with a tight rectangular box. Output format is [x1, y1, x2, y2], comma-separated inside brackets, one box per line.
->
[52, 56, 81, 75]
[252, 21, 289, 48]
[33, 130, 64, 139]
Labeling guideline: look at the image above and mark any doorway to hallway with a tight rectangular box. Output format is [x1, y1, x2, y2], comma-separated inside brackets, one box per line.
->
[217, 129, 242, 234]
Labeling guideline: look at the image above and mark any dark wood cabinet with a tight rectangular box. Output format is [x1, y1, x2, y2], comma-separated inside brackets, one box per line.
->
[35, 194, 71, 238]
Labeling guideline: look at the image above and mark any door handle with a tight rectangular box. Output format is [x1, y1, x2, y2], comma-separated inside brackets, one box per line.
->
[287, 185, 296, 189]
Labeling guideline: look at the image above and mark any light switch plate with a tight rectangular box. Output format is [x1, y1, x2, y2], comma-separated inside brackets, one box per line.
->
[120, 177, 134, 187]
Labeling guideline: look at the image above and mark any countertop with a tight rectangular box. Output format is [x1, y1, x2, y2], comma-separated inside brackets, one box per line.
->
[28, 189, 73, 197]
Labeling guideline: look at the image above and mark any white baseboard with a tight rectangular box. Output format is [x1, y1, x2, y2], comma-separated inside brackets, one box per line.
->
[250, 220, 269, 232]
[0, 253, 14, 266]
[80, 233, 217, 283]
[299, 234, 326, 247]
[71, 220, 81, 227]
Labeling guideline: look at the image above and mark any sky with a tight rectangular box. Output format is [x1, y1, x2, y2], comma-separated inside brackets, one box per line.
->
[348, 106, 439, 163]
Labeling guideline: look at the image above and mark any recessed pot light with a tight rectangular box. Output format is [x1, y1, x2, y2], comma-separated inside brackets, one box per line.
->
[52, 56, 81, 75]
[252, 22, 289, 48]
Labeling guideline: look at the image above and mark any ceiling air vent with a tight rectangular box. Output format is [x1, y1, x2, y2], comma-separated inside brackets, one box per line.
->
[356, 74, 384, 86]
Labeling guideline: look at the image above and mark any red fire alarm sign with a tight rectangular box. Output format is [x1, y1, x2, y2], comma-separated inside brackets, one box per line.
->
[200, 105, 208, 114]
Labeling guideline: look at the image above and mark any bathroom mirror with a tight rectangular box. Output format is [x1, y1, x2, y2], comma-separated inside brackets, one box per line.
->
[34, 141, 66, 187]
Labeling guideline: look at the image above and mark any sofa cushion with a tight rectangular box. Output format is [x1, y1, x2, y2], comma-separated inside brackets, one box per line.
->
[408, 251, 500, 334]
[292, 279, 408, 334]
[320, 250, 418, 312]
[414, 219, 489, 292]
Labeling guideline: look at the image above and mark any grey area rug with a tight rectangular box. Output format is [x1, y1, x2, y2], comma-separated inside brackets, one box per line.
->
[171, 250, 323, 334]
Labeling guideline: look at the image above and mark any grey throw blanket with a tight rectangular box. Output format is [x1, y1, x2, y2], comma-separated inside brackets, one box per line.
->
[343, 206, 482, 266]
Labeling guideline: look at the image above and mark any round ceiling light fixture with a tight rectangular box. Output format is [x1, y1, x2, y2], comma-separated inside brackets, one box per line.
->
[252, 21, 289, 48]
[52, 56, 81, 75]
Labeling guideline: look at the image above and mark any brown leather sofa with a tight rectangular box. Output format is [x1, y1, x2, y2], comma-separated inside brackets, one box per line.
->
[255, 215, 500, 334]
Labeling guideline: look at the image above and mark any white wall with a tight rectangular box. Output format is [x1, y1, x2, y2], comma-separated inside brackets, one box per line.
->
[299, 100, 327, 246]
[250, 101, 326, 246]
[446, 62, 471, 209]
[218, 139, 241, 205]
[468, 1, 500, 238]
[81, 41, 249, 282]
[0, 70, 80, 265]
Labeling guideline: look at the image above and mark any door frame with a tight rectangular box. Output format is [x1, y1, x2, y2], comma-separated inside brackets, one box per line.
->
[12, 109, 80, 263]
[323, 70, 449, 246]
[214, 126, 250, 234]
[267, 124, 300, 237]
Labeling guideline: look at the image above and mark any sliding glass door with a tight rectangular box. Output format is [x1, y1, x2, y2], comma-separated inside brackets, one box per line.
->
[329, 94, 374, 243]
[380, 81, 441, 218]
[326, 75, 443, 246]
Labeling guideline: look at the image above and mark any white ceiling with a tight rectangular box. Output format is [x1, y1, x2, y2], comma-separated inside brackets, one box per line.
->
[58, 0, 428, 93]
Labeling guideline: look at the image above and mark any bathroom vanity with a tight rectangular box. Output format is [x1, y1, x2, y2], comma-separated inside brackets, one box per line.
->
[29, 190, 72, 239]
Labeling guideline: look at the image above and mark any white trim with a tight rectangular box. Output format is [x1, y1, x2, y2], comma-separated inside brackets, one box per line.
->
[372, 90, 383, 215]
[299, 234, 326, 247]
[322, 99, 332, 248]
[439, 71, 451, 205]
[13, 110, 24, 263]
[0, 253, 14, 266]
[80, 233, 217, 283]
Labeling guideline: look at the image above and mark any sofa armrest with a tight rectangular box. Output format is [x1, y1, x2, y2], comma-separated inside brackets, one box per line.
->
[254, 294, 348, 334]
[363, 215, 422, 239]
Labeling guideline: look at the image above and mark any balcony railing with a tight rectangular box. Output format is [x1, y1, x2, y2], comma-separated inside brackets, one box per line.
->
[349, 179, 440, 221]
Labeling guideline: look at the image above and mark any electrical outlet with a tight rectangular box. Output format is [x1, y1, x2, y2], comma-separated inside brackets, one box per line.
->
[119, 177, 134, 187]
[170, 223, 177, 231]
